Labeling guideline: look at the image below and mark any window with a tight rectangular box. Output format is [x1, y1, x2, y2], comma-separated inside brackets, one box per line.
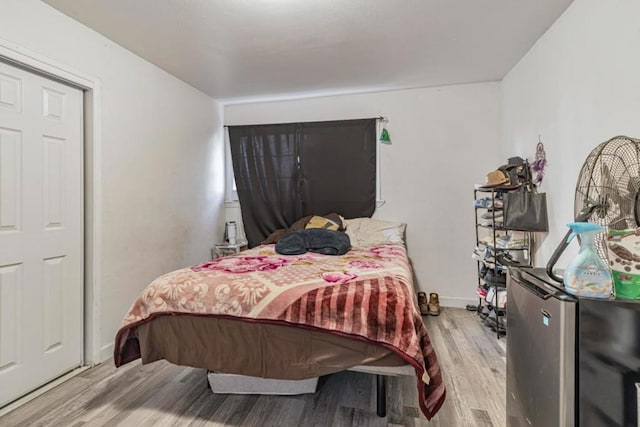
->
[225, 128, 238, 203]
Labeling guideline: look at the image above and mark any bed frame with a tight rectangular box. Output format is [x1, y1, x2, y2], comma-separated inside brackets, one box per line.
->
[348, 364, 415, 417]
[206, 364, 414, 418]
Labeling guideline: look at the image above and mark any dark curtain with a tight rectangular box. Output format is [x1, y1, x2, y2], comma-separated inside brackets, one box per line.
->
[297, 120, 376, 217]
[229, 119, 376, 247]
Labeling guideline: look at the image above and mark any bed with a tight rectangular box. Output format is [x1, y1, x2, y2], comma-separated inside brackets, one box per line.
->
[113, 241, 445, 420]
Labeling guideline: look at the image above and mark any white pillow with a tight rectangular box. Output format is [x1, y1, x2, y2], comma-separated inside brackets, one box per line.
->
[344, 218, 406, 246]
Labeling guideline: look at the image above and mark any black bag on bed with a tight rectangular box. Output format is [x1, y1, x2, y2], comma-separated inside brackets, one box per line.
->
[275, 229, 351, 255]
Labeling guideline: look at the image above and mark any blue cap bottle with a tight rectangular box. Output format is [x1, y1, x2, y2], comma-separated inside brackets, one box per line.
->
[563, 222, 613, 298]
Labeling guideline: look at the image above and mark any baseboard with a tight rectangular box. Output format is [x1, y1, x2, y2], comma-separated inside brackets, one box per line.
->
[438, 296, 477, 309]
[100, 343, 114, 363]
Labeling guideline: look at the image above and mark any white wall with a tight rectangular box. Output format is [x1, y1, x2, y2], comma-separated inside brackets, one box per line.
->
[502, 0, 640, 267]
[1, 0, 225, 360]
[225, 83, 502, 307]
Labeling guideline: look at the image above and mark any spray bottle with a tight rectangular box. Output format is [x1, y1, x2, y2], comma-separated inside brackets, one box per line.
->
[563, 222, 613, 298]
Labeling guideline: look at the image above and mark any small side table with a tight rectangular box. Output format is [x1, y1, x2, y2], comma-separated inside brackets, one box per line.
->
[211, 240, 248, 259]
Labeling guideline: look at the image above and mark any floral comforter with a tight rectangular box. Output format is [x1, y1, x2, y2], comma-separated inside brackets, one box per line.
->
[114, 244, 445, 419]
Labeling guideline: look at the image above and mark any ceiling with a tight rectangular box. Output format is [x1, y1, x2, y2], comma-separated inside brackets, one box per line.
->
[42, 0, 573, 103]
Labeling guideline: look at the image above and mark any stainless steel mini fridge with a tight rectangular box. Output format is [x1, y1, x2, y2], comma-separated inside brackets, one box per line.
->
[507, 267, 577, 426]
[507, 267, 640, 427]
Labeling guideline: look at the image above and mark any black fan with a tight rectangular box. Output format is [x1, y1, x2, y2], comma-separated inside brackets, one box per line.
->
[547, 136, 640, 282]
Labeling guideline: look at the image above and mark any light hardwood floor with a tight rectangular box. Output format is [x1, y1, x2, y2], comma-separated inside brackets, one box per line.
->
[0, 308, 506, 427]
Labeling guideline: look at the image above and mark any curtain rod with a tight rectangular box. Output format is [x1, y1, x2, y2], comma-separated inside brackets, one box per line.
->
[223, 116, 387, 128]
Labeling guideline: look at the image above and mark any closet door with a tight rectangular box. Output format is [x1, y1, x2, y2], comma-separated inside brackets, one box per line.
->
[0, 60, 83, 407]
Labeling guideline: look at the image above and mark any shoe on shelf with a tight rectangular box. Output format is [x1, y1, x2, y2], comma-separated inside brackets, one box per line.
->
[428, 293, 441, 316]
[471, 246, 487, 260]
[477, 285, 489, 298]
[484, 308, 501, 326]
[483, 249, 497, 264]
[490, 316, 507, 334]
[496, 252, 520, 266]
[484, 269, 507, 285]
[484, 308, 494, 322]
[479, 306, 491, 320]
[480, 211, 503, 220]
[478, 265, 489, 279]
[417, 292, 429, 315]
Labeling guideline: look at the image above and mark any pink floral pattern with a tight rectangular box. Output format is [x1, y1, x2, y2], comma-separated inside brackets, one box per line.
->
[192, 255, 290, 273]
[348, 259, 384, 269]
[233, 278, 268, 305]
[211, 284, 242, 315]
[121, 244, 411, 324]
[321, 271, 357, 284]
[370, 246, 405, 258]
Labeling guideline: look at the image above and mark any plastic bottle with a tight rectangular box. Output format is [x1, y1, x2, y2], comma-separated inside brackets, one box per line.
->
[563, 222, 613, 298]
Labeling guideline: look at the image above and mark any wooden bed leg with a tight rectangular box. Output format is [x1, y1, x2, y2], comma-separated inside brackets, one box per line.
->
[376, 374, 386, 418]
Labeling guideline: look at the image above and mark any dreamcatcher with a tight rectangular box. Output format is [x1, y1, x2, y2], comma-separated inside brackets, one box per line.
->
[531, 137, 547, 184]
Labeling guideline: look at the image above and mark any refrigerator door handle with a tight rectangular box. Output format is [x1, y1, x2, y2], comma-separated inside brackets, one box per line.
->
[636, 383, 640, 423]
[517, 277, 556, 300]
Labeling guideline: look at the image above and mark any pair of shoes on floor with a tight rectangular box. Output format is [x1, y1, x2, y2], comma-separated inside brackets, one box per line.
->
[417, 292, 441, 316]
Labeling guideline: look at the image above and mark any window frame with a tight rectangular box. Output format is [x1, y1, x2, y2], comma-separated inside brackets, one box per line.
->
[375, 119, 385, 207]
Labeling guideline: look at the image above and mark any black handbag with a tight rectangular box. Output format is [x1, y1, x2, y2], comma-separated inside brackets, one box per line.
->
[503, 186, 549, 232]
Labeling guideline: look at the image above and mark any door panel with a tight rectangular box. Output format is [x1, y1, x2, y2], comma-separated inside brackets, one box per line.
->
[42, 135, 66, 229]
[0, 60, 83, 407]
[42, 87, 65, 121]
[0, 263, 22, 371]
[0, 71, 22, 112]
[43, 256, 65, 353]
[0, 128, 22, 232]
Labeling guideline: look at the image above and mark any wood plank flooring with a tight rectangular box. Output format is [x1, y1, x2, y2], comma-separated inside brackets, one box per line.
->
[0, 308, 506, 426]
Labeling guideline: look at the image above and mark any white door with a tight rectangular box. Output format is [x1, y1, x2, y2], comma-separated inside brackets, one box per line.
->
[0, 60, 83, 407]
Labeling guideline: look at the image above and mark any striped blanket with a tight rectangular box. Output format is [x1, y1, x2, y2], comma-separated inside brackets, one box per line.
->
[114, 244, 445, 419]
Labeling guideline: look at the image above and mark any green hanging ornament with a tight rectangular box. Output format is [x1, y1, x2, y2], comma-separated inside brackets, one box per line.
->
[379, 127, 391, 143]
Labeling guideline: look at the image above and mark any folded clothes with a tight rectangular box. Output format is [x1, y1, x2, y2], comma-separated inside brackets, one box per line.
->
[275, 229, 351, 255]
